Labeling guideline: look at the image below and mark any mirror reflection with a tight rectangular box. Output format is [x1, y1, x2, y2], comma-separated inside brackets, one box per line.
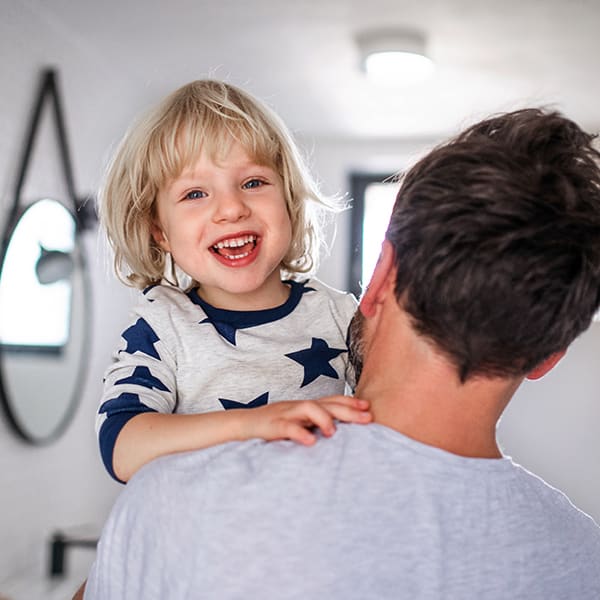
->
[0, 198, 89, 443]
[1, 198, 75, 350]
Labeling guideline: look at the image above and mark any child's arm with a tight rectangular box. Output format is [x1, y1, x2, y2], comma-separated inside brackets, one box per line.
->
[112, 396, 371, 482]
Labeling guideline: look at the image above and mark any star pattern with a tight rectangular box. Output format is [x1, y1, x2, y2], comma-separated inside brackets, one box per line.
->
[115, 366, 170, 392]
[200, 318, 238, 345]
[285, 337, 346, 387]
[120, 318, 160, 359]
[99, 392, 157, 418]
[219, 392, 269, 410]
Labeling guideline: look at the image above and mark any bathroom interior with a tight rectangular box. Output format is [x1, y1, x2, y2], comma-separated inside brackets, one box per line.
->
[1, 1, 600, 598]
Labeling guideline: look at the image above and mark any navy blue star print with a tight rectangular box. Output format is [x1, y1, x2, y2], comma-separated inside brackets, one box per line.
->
[285, 337, 346, 387]
[219, 392, 269, 410]
[99, 392, 158, 418]
[200, 318, 238, 345]
[120, 318, 160, 359]
[115, 366, 170, 392]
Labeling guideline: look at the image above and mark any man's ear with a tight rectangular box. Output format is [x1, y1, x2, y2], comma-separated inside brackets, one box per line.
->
[360, 240, 395, 318]
[526, 350, 567, 380]
[151, 222, 170, 253]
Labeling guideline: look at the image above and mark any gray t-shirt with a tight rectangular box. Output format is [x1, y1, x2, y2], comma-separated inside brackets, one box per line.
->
[85, 423, 600, 599]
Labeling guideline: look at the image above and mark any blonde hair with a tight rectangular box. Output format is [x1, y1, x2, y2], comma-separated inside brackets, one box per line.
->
[99, 79, 339, 289]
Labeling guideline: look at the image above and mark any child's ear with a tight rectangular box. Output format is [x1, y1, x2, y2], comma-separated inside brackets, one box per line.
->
[151, 223, 170, 253]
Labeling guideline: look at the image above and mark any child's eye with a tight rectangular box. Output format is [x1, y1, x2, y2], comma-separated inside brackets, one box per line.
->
[242, 178, 265, 190]
[183, 189, 207, 200]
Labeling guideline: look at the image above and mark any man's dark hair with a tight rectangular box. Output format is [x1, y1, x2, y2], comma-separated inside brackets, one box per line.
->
[386, 108, 600, 381]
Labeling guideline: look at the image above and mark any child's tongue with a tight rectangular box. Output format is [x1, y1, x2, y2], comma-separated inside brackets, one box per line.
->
[216, 240, 254, 257]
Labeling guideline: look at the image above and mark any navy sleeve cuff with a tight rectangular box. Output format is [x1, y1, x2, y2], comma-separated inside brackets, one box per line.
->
[98, 408, 156, 483]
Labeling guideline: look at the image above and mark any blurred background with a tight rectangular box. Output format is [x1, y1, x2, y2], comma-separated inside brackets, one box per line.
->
[1, 1, 599, 598]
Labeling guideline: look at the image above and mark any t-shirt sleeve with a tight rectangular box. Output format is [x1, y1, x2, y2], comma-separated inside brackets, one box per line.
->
[96, 295, 178, 482]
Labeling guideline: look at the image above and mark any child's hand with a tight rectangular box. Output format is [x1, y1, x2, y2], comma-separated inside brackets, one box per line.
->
[238, 396, 371, 446]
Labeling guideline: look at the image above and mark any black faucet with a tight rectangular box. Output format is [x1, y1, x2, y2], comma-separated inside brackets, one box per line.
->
[49, 531, 98, 577]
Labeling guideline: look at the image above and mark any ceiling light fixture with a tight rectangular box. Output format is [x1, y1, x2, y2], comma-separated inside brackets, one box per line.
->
[356, 28, 434, 85]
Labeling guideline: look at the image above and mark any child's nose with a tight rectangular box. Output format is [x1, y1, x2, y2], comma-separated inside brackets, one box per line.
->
[212, 191, 250, 223]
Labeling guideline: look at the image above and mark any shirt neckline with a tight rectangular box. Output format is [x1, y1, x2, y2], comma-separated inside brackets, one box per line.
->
[187, 279, 311, 328]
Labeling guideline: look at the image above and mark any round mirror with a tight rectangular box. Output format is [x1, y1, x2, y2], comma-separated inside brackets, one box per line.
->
[0, 198, 90, 443]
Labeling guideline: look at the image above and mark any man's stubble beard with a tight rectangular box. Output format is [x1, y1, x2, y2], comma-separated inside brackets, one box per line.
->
[347, 309, 366, 388]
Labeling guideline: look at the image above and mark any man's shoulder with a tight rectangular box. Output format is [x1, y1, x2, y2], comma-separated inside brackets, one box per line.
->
[129, 424, 376, 490]
[511, 461, 600, 540]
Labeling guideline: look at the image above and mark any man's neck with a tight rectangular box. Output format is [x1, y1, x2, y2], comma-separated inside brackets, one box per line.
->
[355, 312, 521, 459]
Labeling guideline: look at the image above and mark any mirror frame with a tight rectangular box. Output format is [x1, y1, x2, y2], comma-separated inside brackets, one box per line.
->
[0, 69, 92, 444]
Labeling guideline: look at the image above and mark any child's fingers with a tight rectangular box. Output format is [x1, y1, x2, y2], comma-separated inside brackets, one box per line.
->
[251, 398, 371, 445]
[317, 395, 370, 410]
[322, 404, 372, 425]
[289, 400, 338, 437]
[316, 397, 372, 425]
[279, 421, 318, 446]
[250, 401, 332, 441]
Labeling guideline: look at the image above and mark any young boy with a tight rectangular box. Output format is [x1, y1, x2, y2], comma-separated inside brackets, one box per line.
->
[97, 80, 370, 483]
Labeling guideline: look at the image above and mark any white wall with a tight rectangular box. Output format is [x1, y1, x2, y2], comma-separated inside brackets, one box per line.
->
[499, 323, 600, 521]
[0, 4, 135, 596]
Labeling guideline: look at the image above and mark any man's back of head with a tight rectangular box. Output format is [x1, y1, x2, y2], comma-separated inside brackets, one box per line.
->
[385, 108, 600, 381]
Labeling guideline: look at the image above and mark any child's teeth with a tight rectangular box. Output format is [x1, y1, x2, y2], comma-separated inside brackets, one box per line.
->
[224, 251, 250, 260]
[213, 235, 255, 250]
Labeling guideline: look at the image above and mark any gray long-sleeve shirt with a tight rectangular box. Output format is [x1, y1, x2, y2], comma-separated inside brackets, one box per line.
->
[96, 278, 357, 480]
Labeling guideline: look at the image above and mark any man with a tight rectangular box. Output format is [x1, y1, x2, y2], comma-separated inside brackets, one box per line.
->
[83, 109, 600, 599]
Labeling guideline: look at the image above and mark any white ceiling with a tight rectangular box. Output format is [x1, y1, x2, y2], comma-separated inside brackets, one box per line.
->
[26, 0, 600, 140]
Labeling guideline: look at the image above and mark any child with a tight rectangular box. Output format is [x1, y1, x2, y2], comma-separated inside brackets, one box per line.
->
[97, 80, 370, 483]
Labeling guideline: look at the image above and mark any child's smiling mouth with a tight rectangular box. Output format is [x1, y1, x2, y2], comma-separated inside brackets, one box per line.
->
[210, 234, 258, 261]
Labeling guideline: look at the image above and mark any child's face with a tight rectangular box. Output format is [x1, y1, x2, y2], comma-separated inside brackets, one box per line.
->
[153, 141, 293, 309]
